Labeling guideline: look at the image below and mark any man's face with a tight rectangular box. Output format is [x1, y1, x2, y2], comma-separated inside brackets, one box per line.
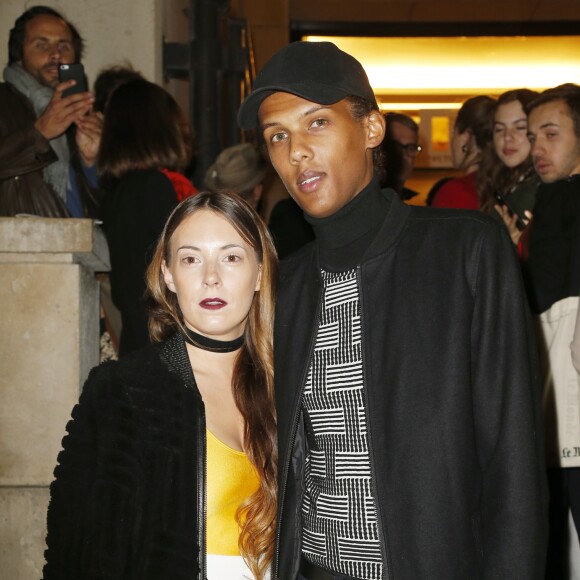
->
[389, 120, 419, 182]
[19, 15, 75, 88]
[259, 92, 384, 218]
[527, 100, 580, 183]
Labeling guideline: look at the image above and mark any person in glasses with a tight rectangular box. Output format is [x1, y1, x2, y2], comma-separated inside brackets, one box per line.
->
[381, 112, 422, 201]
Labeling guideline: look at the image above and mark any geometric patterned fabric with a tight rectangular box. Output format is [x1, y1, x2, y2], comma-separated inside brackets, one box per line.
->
[301, 269, 384, 580]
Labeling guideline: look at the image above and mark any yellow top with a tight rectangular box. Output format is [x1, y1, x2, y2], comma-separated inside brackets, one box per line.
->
[206, 429, 260, 555]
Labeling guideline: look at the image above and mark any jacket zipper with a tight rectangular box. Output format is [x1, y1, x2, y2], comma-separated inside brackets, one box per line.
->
[357, 267, 391, 580]
[274, 289, 323, 579]
[199, 402, 208, 580]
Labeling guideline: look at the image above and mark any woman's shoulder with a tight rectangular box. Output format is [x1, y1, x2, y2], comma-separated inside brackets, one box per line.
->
[101, 169, 177, 221]
[73, 339, 201, 455]
[112, 169, 175, 193]
[83, 341, 180, 401]
[431, 173, 479, 209]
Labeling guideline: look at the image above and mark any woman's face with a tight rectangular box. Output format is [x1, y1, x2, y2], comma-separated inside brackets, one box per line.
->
[162, 209, 261, 341]
[493, 100, 531, 168]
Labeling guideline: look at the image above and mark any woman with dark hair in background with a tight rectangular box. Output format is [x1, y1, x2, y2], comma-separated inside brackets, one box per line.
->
[98, 78, 197, 356]
[478, 89, 540, 245]
[43, 191, 278, 579]
[431, 95, 496, 209]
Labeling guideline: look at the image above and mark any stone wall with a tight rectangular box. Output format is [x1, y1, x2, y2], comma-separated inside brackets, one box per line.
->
[0, 218, 109, 579]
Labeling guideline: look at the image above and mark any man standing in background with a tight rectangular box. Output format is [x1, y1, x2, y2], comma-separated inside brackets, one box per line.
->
[382, 112, 421, 200]
[526, 85, 580, 578]
[0, 5, 101, 217]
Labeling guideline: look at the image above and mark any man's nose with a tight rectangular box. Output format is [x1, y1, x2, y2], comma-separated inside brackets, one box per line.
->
[48, 44, 61, 62]
[289, 136, 311, 165]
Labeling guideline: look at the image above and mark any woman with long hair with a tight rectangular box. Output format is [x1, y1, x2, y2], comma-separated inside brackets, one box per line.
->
[98, 78, 197, 356]
[430, 95, 496, 209]
[43, 191, 278, 579]
[478, 89, 539, 245]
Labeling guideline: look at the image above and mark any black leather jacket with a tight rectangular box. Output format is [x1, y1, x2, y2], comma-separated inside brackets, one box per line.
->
[274, 191, 548, 579]
[43, 334, 206, 579]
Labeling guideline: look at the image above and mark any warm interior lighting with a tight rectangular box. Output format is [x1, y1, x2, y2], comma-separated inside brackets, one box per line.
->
[366, 64, 577, 93]
[379, 102, 462, 111]
[304, 34, 580, 172]
[305, 35, 580, 101]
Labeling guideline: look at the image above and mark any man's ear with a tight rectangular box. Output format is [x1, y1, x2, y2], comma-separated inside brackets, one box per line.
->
[161, 261, 177, 293]
[366, 111, 386, 149]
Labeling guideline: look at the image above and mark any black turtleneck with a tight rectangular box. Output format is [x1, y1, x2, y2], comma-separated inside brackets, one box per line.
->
[305, 177, 391, 272]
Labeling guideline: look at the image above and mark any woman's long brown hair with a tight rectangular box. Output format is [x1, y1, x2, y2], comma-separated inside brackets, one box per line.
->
[477, 89, 539, 213]
[146, 191, 278, 578]
[97, 79, 192, 188]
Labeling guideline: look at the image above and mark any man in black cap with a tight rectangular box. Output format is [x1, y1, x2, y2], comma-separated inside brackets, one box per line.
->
[239, 41, 547, 580]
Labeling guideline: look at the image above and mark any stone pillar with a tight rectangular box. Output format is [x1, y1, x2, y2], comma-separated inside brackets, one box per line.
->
[0, 217, 109, 579]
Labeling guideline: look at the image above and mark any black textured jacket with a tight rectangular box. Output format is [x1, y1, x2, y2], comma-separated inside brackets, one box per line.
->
[274, 190, 548, 579]
[43, 334, 206, 579]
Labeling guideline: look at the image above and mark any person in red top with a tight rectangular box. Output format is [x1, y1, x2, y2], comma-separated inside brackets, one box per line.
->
[98, 78, 196, 356]
[431, 96, 496, 209]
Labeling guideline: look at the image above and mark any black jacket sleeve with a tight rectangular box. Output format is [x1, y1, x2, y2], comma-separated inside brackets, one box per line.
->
[470, 225, 548, 578]
[43, 364, 134, 580]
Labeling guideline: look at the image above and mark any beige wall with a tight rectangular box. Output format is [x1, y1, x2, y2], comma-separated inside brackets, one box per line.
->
[230, 0, 289, 71]
[162, 0, 190, 121]
[0, 0, 164, 86]
[0, 218, 108, 579]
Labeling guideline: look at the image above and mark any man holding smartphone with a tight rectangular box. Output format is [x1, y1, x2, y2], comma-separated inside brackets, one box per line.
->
[0, 5, 101, 217]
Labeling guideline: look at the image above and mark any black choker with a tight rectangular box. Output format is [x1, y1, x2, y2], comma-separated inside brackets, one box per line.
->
[182, 327, 244, 353]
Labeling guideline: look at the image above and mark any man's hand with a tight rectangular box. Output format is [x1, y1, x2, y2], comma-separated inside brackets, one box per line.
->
[75, 111, 103, 167]
[34, 80, 94, 141]
[494, 204, 532, 245]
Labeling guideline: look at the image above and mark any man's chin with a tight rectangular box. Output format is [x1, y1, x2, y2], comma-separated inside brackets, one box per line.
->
[38, 71, 59, 89]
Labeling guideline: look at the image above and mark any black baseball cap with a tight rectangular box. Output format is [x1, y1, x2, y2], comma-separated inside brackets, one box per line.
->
[237, 41, 377, 130]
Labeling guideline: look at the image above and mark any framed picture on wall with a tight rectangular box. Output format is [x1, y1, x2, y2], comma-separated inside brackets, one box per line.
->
[416, 109, 457, 169]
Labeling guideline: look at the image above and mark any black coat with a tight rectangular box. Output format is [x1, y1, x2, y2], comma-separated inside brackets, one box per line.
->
[526, 175, 580, 314]
[100, 169, 178, 356]
[43, 334, 206, 579]
[274, 191, 548, 579]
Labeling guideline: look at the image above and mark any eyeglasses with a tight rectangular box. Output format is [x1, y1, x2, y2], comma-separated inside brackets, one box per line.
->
[397, 143, 422, 156]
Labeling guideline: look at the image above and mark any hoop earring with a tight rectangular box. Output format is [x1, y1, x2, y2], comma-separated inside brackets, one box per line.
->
[461, 144, 468, 153]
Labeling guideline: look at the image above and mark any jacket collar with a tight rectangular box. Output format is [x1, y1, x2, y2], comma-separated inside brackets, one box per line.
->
[301, 187, 411, 276]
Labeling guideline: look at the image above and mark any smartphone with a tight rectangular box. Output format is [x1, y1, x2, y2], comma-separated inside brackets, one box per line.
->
[494, 190, 527, 231]
[58, 64, 87, 97]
